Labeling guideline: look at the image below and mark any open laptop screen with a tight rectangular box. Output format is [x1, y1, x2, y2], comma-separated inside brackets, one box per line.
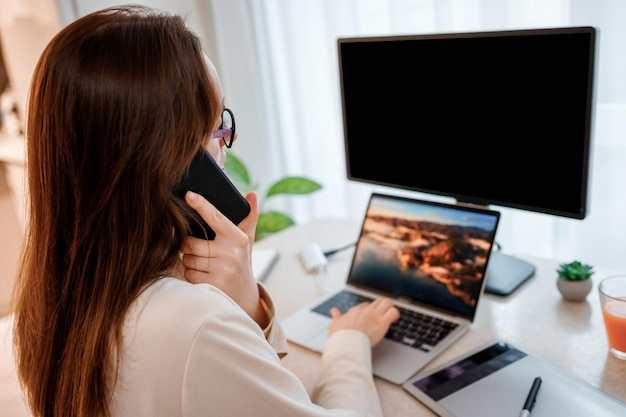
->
[347, 193, 500, 319]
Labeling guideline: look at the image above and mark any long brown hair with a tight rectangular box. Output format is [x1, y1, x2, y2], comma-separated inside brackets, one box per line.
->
[13, 5, 222, 417]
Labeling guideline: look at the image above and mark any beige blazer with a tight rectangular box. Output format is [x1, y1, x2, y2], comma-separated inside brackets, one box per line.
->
[110, 278, 384, 416]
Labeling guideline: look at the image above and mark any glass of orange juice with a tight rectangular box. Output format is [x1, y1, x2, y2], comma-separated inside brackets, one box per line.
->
[598, 275, 626, 360]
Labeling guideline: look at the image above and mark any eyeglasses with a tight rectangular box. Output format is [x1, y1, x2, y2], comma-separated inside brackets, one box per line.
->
[211, 107, 235, 148]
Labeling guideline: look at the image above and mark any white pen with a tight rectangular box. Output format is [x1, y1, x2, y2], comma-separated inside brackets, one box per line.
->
[519, 377, 542, 417]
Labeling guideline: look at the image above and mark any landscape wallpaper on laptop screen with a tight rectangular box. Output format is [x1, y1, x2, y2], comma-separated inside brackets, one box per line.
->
[349, 196, 499, 317]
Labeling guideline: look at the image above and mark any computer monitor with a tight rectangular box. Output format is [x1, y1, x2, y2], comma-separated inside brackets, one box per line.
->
[338, 26, 597, 295]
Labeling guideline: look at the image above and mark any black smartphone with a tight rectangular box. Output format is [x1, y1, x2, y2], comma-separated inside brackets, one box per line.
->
[173, 148, 250, 240]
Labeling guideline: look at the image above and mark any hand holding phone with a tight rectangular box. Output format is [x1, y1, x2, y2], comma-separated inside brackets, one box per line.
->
[173, 148, 250, 240]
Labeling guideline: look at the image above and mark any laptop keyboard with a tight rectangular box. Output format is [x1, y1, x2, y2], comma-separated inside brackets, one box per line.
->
[312, 291, 459, 352]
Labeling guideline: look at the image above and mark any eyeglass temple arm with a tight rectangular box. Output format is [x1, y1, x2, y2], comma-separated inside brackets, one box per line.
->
[211, 128, 232, 139]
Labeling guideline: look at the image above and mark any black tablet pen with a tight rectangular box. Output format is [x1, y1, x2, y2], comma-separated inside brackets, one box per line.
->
[519, 377, 542, 417]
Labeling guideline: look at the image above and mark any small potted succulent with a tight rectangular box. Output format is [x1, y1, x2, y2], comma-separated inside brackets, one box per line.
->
[556, 260, 594, 301]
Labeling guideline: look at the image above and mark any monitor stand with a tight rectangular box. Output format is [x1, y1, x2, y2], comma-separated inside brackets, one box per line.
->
[485, 251, 536, 296]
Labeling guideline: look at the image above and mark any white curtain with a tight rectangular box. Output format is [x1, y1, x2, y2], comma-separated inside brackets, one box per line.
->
[206, 0, 626, 273]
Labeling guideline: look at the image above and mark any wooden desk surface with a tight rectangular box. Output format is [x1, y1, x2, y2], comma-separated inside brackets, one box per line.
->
[255, 217, 626, 416]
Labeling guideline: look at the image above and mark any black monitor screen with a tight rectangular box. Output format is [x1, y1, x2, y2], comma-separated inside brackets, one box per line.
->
[338, 26, 596, 219]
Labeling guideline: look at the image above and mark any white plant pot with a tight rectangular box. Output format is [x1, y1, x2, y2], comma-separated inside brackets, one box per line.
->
[556, 277, 593, 301]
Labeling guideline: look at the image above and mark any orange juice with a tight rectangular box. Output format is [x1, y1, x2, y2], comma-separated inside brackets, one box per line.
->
[601, 299, 626, 354]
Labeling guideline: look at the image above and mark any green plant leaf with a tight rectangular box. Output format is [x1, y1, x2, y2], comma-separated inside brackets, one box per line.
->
[556, 260, 594, 281]
[224, 153, 251, 188]
[222, 154, 323, 241]
[266, 177, 322, 198]
[256, 211, 295, 240]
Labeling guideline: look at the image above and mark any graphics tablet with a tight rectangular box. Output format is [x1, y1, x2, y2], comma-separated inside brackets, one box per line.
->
[402, 340, 626, 417]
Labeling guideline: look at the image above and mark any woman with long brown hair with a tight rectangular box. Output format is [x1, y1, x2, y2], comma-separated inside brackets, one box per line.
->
[12, 5, 399, 417]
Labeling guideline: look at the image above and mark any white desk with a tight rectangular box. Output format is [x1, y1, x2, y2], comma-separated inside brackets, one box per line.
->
[255, 217, 626, 416]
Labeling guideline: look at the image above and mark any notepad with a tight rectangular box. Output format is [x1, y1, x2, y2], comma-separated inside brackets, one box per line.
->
[252, 248, 279, 282]
[403, 340, 626, 417]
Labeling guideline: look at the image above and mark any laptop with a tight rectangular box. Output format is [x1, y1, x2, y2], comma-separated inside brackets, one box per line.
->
[282, 192, 501, 384]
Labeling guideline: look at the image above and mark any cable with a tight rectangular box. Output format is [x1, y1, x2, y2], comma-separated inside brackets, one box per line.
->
[323, 242, 356, 258]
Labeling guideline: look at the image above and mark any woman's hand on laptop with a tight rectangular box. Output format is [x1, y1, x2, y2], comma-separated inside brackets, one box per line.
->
[328, 297, 400, 347]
